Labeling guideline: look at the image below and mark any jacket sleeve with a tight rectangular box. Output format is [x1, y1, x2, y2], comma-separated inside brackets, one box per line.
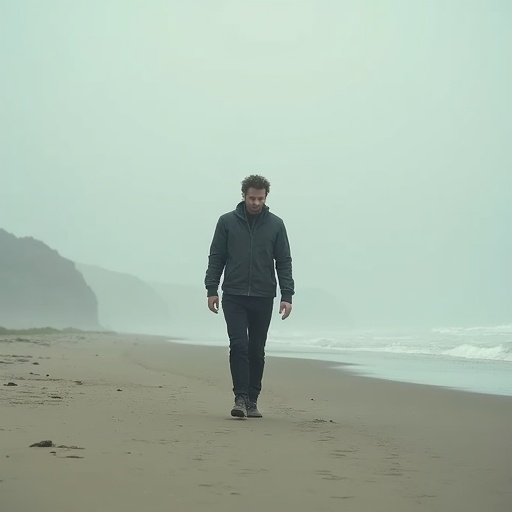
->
[274, 220, 295, 303]
[204, 216, 228, 296]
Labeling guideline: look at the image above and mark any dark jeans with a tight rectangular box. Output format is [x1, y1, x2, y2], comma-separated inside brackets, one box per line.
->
[221, 294, 274, 402]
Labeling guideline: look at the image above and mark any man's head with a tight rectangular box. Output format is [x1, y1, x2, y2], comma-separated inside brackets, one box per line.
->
[241, 174, 270, 215]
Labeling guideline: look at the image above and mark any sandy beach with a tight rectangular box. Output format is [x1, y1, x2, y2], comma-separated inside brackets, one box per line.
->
[1, 332, 511, 512]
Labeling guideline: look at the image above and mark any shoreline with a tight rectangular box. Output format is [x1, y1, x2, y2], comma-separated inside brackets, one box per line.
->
[168, 337, 512, 398]
[1, 332, 511, 511]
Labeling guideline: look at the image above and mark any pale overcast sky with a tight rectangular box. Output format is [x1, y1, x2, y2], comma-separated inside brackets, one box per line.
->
[1, 0, 510, 326]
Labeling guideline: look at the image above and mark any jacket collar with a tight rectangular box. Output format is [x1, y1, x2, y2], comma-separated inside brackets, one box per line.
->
[235, 200, 269, 220]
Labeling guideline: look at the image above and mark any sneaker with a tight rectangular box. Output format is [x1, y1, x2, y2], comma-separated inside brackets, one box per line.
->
[247, 400, 262, 418]
[230, 395, 247, 418]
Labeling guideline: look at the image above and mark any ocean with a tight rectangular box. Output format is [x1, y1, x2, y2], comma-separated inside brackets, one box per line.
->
[169, 324, 512, 397]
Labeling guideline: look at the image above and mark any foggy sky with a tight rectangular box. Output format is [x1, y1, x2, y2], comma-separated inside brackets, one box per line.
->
[1, 1, 511, 327]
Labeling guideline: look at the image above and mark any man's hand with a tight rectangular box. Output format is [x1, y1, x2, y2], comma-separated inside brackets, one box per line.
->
[279, 301, 292, 320]
[207, 296, 219, 314]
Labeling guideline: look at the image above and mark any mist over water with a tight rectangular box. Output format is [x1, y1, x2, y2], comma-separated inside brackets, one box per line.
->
[1, 1, 511, 390]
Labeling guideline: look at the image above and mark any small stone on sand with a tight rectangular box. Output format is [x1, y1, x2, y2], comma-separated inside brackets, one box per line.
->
[30, 440, 54, 447]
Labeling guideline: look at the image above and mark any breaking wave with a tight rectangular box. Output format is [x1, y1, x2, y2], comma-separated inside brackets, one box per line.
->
[267, 325, 512, 362]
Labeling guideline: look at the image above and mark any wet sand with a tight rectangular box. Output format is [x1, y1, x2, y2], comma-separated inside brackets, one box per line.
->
[1, 332, 511, 511]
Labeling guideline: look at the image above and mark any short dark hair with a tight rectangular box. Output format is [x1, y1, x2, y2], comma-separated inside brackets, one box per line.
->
[241, 174, 270, 196]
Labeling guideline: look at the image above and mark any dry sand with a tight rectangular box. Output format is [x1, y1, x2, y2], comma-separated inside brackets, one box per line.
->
[1, 332, 511, 512]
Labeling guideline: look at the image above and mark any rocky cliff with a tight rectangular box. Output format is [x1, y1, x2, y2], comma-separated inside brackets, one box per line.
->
[0, 229, 101, 330]
[76, 263, 171, 335]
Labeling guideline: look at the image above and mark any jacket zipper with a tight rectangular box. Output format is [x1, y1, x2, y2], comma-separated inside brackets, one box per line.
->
[245, 214, 253, 295]
[244, 209, 263, 296]
[248, 232, 253, 295]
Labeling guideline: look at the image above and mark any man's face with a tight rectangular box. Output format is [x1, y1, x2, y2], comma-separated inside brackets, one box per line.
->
[244, 187, 267, 214]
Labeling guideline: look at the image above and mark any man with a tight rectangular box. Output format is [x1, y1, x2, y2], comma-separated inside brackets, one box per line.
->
[204, 174, 295, 418]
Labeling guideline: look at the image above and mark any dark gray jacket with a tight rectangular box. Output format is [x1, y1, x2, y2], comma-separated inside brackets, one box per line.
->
[204, 201, 295, 303]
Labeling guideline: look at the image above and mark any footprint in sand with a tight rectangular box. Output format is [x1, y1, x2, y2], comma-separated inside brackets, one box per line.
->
[316, 469, 348, 481]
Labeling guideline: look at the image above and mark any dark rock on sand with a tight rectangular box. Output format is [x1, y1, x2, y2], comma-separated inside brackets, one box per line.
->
[30, 440, 54, 447]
